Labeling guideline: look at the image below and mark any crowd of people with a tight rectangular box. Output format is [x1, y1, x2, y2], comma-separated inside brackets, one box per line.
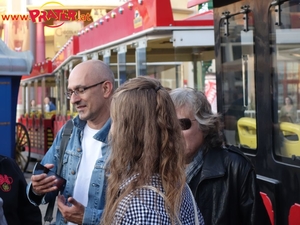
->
[1, 60, 271, 225]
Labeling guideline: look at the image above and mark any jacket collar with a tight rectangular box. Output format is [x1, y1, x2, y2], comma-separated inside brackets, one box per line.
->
[73, 116, 111, 143]
[200, 147, 226, 182]
[186, 149, 203, 183]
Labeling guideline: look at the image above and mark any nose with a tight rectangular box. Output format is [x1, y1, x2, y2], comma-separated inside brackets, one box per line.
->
[70, 92, 81, 104]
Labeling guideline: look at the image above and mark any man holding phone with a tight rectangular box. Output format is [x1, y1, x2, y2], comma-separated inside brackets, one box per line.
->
[26, 60, 115, 225]
[32, 163, 66, 192]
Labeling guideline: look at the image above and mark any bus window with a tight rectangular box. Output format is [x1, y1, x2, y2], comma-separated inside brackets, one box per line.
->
[220, 11, 256, 150]
[270, 1, 300, 160]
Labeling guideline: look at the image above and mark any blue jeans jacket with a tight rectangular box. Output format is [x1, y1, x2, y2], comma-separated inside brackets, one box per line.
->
[27, 116, 111, 225]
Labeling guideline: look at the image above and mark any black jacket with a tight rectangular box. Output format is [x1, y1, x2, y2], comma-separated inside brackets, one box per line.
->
[189, 146, 271, 225]
[0, 155, 42, 225]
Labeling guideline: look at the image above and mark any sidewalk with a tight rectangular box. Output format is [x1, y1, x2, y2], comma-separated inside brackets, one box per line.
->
[24, 172, 58, 224]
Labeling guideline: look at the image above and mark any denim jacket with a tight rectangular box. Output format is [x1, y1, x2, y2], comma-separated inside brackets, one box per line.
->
[26, 116, 111, 225]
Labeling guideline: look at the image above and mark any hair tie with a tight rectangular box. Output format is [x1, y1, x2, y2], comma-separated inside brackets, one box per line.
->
[155, 86, 162, 92]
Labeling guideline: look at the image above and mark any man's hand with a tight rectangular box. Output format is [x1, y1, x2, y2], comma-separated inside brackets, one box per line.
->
[57, 194, 85, 224]
[31, 164, 58, 195]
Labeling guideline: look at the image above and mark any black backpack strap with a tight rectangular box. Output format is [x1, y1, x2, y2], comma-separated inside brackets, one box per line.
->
[44, 120, 73, 224]
[57, 120, 73, 175]
[44, 199, 55, 224]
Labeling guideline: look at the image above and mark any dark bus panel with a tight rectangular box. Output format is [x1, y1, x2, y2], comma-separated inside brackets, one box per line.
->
[212, 0, 300, 224]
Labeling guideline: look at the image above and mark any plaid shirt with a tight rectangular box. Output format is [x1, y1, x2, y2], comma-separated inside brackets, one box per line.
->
[112, 175, 205, 225]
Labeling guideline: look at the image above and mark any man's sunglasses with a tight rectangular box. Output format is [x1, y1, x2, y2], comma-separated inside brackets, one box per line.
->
[179, 118, 197, 130]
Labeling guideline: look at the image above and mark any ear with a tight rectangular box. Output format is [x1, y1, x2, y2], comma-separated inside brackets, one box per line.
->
[103, 81, 114, 98]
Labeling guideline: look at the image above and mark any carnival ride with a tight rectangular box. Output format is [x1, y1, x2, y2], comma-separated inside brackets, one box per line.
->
[3, 0, 300, 223]
[15, 0, 215, 172]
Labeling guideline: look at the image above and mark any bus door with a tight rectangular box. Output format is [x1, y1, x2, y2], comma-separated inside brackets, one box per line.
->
[218, 9, 256, 149]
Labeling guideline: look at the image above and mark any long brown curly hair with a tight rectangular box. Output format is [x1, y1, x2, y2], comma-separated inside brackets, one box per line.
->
[101, 76, 186, 224]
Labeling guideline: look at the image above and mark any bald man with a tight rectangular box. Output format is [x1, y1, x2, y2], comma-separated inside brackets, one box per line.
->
[27, 60, 115, 225]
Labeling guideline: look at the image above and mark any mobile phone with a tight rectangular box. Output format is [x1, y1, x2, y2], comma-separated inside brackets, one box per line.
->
[33, 162, 66, 191]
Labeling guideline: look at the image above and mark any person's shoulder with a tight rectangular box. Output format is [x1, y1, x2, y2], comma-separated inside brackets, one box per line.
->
[223, 145, 254, 168]
[72, 116, 86, 130]
[55, 119, 75, 139]
[0, 155, 21, 175]
[0, 155, 5, 162]
[0, 155, 16, 166]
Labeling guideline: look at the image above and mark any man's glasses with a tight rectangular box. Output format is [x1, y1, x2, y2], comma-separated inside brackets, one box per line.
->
[179, 118, 197, 130]
[65, 80, 106, 99]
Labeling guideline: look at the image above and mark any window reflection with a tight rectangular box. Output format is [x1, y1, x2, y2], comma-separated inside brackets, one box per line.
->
[220, 12, 256, 149]
[271, 1, 300, 159]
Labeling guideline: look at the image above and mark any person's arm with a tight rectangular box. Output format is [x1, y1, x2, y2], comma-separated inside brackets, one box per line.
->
[26, 183, 44, 205]
[17, 171, 42, 225]
[57, 195, 103, 225]
[26, 127, 65, 205]
[291, 106, 297, 122]
[82, 206, 103, 225]
[0, 197, 7, 225]
[279, 106, 285, 117]
[238, 165, 271, 225]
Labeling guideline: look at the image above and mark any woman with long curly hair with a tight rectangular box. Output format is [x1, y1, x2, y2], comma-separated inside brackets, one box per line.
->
[101, 77, 204, 225]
